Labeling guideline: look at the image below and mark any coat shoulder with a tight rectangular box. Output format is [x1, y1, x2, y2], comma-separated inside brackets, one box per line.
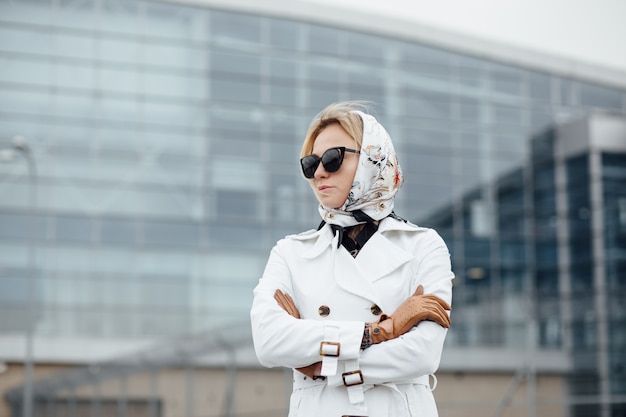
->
[272, 227, 330, 261]
[274, 227, 323, 248]
[284, 228, 321, 241]
[380, 218, 448, 250]
[379, 217, 431, 234]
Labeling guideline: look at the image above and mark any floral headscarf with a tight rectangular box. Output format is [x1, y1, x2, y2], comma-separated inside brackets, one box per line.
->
[318, 110, 404, 227]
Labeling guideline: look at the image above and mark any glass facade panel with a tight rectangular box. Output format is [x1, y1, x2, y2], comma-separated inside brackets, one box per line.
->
[143, 220, 200, 247]
[270, 82, 298, 107]
[99, 37, 140, 63]
[1, 214, 45, 252]
[580, 82, 623, 109]
[53, 215, 93, 243]
[269, 56, 299, 80]
[143, 42, 204, 69]
[528, 71, 552, 102]
[270, 19, 299, 50]
[0, 26, 52, 55]
[489, 63, 522, 96]
[215, 189, 259, 218]
[102, 0, 140, 35]
[100, 217, 137, 244]
[346, 32, 388, 62]
[210, 10, 261, 46]
[406, 91, 452, 120]
[55, 0, 97, 30]
[212, 78, 261, 103]
[308, 25, 342, 56]
[211, 50, 261, 76]
[143, 1, 205, 40]
[144, 72, 206, 99]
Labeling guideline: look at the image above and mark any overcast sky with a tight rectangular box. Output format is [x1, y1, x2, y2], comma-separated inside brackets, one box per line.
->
[301, 0, 626, 74]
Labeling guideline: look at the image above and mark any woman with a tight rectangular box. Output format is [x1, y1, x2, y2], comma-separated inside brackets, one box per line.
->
[250, 101, 453, 417]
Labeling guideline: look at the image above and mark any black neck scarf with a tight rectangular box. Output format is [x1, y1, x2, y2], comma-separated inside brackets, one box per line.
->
[336, 222, 379, 257]
[318, 210, 379, 255]
[318, 211, 407, 253]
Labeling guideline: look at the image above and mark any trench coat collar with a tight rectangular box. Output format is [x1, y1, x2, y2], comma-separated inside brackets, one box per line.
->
[300, 218, 417, 299]
[300, 216, 420, 259]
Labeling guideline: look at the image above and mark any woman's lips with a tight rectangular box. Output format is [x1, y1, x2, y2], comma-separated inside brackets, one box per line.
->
[317, 185, 332, 192]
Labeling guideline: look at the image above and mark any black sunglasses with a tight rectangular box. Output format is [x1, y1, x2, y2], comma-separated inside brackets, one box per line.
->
[300, 146, 360, 179]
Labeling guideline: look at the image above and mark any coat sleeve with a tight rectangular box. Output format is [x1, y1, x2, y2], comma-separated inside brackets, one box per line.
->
[358, 229, 453, 384]
[250, 241, 365, 370]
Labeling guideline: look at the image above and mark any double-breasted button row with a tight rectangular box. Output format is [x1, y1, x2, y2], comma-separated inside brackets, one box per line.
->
[317, 304, 382, 317]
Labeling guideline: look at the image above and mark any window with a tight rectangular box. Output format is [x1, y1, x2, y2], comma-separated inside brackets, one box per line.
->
[470, 200, 493, 238]
[529, 71, 552, 102]
[619, 198, 626, 229]
[143, 220, 200, 247]
[210, 10, 261, 46]
[346, 32, 389, 62]
[212, 78, 261, 103]
[490, 63, 521, 96]
[270, 19, 300, 50]
[309, 25, 343, 56]
[216, 190, 259, 218]
[406, 91, 451, 120]
[211, 50, 261, 77]
[580, 82, 623, 109]
[54, 215, 93, 243]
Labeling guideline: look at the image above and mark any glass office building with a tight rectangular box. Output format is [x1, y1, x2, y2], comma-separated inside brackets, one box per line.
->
[1, 0, 625, 416]
[423, 111, 626, 417]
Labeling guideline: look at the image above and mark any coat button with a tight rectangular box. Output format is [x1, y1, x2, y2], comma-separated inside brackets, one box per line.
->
[370, 304, 382, 316]
[318, 305, 330, 317]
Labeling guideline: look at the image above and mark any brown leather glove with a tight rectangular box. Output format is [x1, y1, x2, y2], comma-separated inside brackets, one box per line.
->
[274, 289, 300, 319]
[274, 289, 324, 380]
[368, 285, 451, 344]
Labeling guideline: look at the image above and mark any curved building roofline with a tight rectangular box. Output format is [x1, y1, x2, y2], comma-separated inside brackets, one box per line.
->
[167, 0, 626, 90]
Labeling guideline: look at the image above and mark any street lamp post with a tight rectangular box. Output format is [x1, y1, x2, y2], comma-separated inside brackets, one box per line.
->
[1, 136, 38, 417]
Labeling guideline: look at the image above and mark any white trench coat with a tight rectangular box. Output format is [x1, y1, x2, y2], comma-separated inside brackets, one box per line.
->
[251, 217, 454, 417]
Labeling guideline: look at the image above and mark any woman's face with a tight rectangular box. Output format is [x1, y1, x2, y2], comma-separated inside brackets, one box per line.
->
[309, 124, 359, 209]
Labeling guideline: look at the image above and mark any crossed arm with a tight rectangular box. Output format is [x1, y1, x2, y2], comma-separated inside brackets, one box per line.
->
[274, 286, 450, 379]
[251, 235, 453, 382]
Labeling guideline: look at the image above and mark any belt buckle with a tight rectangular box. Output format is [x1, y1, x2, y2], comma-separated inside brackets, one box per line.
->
[319, 341, 340, 357]
[342, 370, 364, 387]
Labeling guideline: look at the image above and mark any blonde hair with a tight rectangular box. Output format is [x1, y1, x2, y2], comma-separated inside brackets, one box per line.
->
[300, 101, 368, 158]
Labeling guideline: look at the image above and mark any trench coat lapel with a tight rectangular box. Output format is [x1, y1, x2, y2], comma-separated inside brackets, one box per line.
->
[302, 225, 414, 303]
[332, 247, 380, 302]
[332, 232, 413, 303]
[356, 232, 414, 283]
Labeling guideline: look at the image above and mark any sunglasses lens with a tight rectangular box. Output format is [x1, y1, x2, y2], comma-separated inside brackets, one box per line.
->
[321, 148, 343, 173]
[300, 155, 320, 178]
[300, 147, 346, 178]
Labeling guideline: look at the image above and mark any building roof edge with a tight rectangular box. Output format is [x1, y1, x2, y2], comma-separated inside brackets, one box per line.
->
[163, 0, 626, 90]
